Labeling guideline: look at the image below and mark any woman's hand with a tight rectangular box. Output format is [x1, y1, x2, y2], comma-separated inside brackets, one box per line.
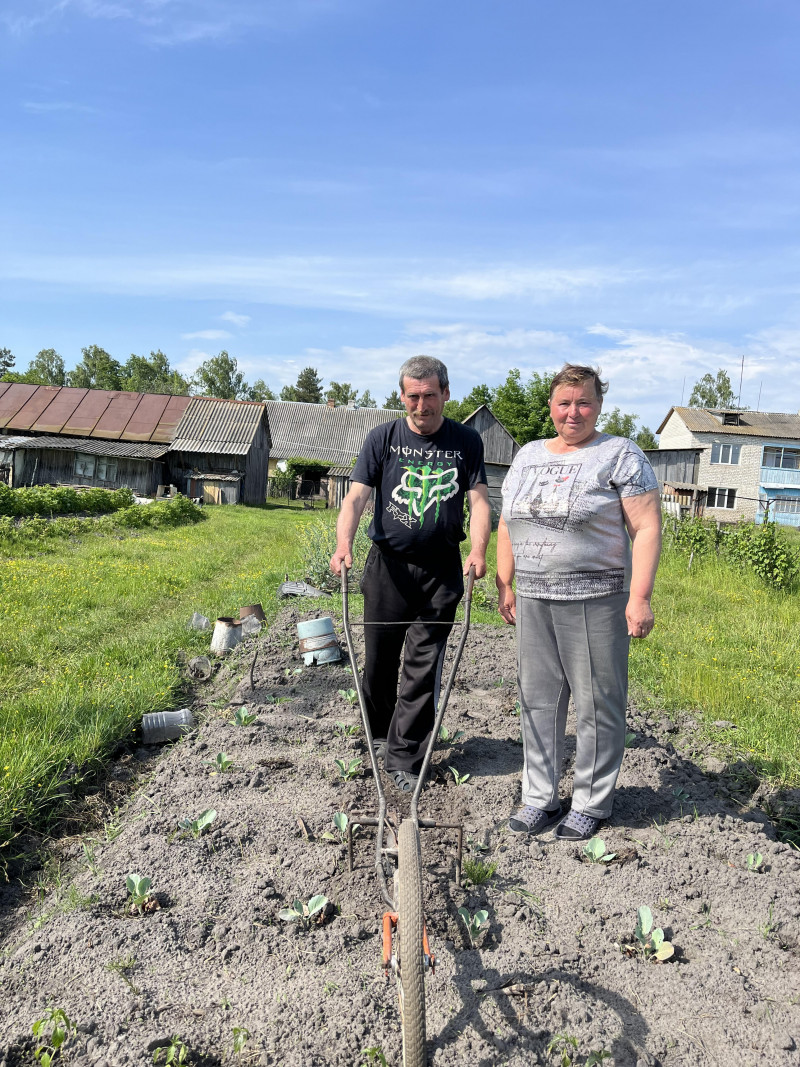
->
[497, 583, 517, 626]
[626, 595, 654, 638]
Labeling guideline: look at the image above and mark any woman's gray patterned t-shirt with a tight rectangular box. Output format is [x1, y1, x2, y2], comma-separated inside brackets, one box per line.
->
[501, 434, 658, 601]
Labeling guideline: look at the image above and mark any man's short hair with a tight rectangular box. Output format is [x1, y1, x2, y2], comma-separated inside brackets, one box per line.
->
[399, 355, 449, 392]
[549, 363, 608, 402]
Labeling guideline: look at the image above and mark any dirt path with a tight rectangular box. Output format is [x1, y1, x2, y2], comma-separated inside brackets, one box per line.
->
[1, 606, 798, 1067]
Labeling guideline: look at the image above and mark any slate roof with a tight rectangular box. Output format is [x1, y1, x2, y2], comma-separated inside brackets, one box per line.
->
[171, 398, 268, 456]
[658, 406, 800, 439]
[0, 383, 191, 442]
[265, 401, 401, 464]
[0, 434, 169, 459]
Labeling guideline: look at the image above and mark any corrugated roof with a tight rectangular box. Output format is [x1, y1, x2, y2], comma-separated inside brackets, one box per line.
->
[0, 383, 192, 442]
[171, 397, 267, 455]
[265, 401, 401, 463]
[327, 465, 355, 477]
[658, 406, 800, 439]
[0, 434, 169, 459]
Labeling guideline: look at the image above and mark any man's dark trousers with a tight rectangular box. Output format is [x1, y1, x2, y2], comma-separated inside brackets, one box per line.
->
[360, 545, 464, 774]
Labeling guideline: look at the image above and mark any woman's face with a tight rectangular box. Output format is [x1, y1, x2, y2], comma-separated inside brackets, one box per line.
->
[549, 382, 603, 447]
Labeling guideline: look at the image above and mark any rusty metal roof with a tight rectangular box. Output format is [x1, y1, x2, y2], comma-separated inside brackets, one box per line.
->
[0, 434, 169, 458]
[658, 406, 800, 439]
[0, 383, 191, 442]
[265, 401, 401, 464]
[171, 398, 267, 455]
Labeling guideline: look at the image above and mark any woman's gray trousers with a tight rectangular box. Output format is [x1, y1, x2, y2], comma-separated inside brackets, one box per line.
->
[516, 593, 630, 819]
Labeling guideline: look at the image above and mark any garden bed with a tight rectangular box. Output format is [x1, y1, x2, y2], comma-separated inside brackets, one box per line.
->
[0, 606, 798, 1066]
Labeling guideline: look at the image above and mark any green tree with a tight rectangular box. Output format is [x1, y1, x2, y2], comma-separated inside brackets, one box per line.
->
[598, 406, 638, 439]
[0, 347, 14, 377]
[636, 426, 658, 450]
[246, 378, 276, 401]
[122, 350, 189, 394]
[68, 345, 123, 390]
[192, 351, 248, 399]
[25, 348, 66, 386]
[444, 383, 494, 423]
[358, 389, 377, 409]
[688, 369, 738, 408]
[492, 369, 555, 443]
[384, 389, 404, 410]
[326, 381, 359, 406]
[281, 366, 324, 403]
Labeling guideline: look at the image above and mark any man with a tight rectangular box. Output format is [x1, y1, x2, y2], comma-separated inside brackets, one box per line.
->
[330, 355, 491, 792]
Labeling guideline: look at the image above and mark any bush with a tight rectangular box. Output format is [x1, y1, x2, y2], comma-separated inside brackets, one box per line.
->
[0, 495, 206, 548]
[665, 513, 798, 590]
[0, 483, 134, 517]
[298, 512, 371, 591]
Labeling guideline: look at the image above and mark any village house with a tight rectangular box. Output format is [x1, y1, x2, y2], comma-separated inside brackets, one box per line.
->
[0, 383, 271, 504]
[656, 406, 800, 527]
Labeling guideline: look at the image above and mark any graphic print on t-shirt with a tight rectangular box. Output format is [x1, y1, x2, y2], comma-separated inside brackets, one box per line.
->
[509, 461, 583, 532]
[391, 461, 459, 525]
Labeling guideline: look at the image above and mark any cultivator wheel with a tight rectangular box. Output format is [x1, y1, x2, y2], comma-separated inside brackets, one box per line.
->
[397, 819, 426, 1067]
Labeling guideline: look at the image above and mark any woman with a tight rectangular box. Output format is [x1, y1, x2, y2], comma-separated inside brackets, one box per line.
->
[497, 364, 661, 841]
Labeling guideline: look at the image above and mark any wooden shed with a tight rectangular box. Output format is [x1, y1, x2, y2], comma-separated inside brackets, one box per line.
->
[168, 398, 270, 505]
[461, 405, 521, 521]
[0, 434, 169, 495]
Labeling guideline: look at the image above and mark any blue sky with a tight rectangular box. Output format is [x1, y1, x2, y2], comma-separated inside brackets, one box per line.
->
[2, 0, 799, 430]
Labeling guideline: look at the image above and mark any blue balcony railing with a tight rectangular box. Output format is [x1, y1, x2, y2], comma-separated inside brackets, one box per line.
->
[759, 467, 800, 488]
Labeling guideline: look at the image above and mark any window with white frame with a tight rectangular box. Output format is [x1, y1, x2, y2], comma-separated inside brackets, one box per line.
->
[710, 441, 741, 464]
[96, 458, 118, 482]
[75, 453, 96, 478]
[762, 445, 800, 470]
[773, 497, 800, 515]
[707, 487, 736, 509]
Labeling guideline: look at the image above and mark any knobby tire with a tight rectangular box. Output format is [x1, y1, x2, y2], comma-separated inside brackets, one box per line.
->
[397, 819, 426, 1067]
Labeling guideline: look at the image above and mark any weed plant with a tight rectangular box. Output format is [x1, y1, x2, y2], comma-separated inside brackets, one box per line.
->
[462, 857, 498, 885]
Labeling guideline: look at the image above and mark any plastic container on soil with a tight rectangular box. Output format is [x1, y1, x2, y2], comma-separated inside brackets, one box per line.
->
[297, 616, 341, 665]
[141, 708, 194, 744]
[211, 616, 242, 655]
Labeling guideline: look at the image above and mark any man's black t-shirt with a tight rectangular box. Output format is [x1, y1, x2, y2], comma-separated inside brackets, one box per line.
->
[351, 417, 487, 558]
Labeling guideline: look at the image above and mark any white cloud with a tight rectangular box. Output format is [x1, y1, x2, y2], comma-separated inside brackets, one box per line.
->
[220, 311, 250, 328]
[413, 266, 630, 302]
[22, 100, 98, 113]
[180, 329, 231, 340]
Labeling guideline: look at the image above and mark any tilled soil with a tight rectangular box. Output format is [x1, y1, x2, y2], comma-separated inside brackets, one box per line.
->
[1, 605, 799, 1067]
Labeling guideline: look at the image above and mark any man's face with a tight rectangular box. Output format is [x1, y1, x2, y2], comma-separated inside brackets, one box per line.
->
[400, 375, 450, 434]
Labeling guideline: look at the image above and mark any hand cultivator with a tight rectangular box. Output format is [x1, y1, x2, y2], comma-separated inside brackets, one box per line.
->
[340, 565, 475, 1067]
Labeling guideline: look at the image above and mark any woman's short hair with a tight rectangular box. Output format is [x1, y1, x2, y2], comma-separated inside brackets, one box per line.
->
[549, 363, 608, 402]
[399, 355, 449, 391]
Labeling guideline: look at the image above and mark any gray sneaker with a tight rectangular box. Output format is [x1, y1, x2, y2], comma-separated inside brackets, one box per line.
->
[508, 805, 562, 835]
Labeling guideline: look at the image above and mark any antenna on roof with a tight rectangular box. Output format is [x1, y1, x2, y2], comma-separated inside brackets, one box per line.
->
[680, 377, 685, 405]
[757, 381, 762, 411]
[737, 355, 744, 409]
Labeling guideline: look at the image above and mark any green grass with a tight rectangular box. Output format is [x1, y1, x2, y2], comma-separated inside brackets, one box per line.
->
[0, 504, 320, 859]
[630, 547, 800, 784]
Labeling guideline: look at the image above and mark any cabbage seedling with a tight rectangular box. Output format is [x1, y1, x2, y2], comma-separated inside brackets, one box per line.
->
[125, 872, 153, 913]
[322, 811, 361, 842]
[457, 907, 489, 947]
[177, 808, 218, 839]
[546, 1034, 578, 1067]
[746, 851, 764, 873]
[205, 752, 233, 773]
[624, 731, 637, 748]
[632, 904, 674, 961]
[582, 837, 616, 864]
[232, 1026, 250, 1057]
[438, 725, 465, 745]
[334, 721, 360, 737]
[32, 1008, 75, 1067]
[334, 758, 362, 782]
[449, 766, 470, 786]
[231, 707, 257, 726]
[279, 894, 328, 929]
[153, 1035, 189, 1065]
[337, 688, 358, 706]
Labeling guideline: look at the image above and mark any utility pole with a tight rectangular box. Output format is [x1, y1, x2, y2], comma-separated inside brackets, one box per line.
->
[737, 355, 744, 408]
